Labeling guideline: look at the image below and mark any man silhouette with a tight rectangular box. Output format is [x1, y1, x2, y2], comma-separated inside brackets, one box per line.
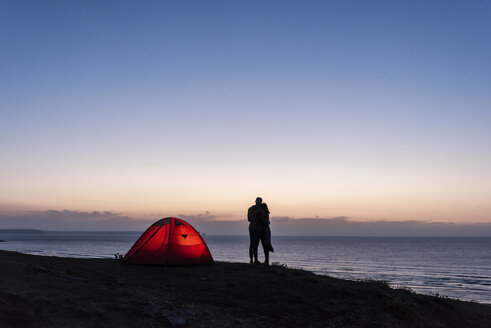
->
[248, 197, 266, 264]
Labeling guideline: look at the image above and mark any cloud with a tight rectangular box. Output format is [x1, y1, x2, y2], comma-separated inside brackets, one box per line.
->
[0, 209, 245, 233]
[270, 216, 491, 237]
[176, 211, 217, 222]
[176, 211, 247, 235]
[0, 210, 490, 236]
[0, 210, 152, 231]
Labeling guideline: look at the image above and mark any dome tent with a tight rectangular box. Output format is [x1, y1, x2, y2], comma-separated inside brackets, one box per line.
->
[124, 217, 213, 265]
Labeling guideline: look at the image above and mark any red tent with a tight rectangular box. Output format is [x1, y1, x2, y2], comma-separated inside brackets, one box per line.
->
[123, 217, 214, 265]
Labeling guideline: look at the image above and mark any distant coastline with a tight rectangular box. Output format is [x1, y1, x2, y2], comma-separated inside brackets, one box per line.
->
[2, 229, 491, 238]
[0, 229, 44, 234]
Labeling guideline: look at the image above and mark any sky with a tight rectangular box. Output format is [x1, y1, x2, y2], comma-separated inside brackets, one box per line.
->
[1, 1, 490, 233]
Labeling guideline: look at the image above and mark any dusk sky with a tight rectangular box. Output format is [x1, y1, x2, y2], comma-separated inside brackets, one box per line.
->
[1, 1, 490, 232]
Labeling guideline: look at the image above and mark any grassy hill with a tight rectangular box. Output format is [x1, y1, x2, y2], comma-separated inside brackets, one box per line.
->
[0, 250, 489, 327]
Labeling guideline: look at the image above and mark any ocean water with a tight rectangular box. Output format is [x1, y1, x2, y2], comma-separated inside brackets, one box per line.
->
[0, 231, 490, 304]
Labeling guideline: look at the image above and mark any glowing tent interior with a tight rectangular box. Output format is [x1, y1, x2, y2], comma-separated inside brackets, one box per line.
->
[123, 217, 214, 265]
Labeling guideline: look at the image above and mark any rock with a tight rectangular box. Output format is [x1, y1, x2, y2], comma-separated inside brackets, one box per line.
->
[31, 265, 48, 273]
[233, 318, 244, 325]
[167, 315, 186, 326]
[185, 306, 196, 317]
[160, 308, 173, 317]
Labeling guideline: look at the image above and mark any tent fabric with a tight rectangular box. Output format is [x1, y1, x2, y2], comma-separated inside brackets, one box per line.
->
[123, 217, 214, 265]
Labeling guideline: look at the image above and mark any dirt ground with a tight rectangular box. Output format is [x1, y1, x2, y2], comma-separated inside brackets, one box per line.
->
[0, 250, 490, 327]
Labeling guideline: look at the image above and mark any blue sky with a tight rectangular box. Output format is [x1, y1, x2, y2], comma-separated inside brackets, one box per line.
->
[1, 1, 490, 230]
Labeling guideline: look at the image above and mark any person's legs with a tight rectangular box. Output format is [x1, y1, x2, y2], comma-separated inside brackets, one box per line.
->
[262, 243, 269, 265]
[260, 229, 270, 265]
[265, 226, 274, 252]
[251, 230, 261, 263]
[249, 229, 255, 263]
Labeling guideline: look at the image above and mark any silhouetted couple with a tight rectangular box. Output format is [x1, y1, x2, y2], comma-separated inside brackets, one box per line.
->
[248, 197, 274, 265]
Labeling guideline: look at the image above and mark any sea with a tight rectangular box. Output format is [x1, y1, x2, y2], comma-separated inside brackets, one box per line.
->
[0, 231, 490, 304]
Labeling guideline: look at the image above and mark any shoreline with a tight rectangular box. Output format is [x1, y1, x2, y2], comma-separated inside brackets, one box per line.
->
[2, 250, 490, 305]
[1, 234, 490, 304]
[2, 234, 490, 305]
[1, 250, 490, 327]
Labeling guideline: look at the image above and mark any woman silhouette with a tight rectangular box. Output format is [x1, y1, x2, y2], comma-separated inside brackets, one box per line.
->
[260, 203, 274, 265]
